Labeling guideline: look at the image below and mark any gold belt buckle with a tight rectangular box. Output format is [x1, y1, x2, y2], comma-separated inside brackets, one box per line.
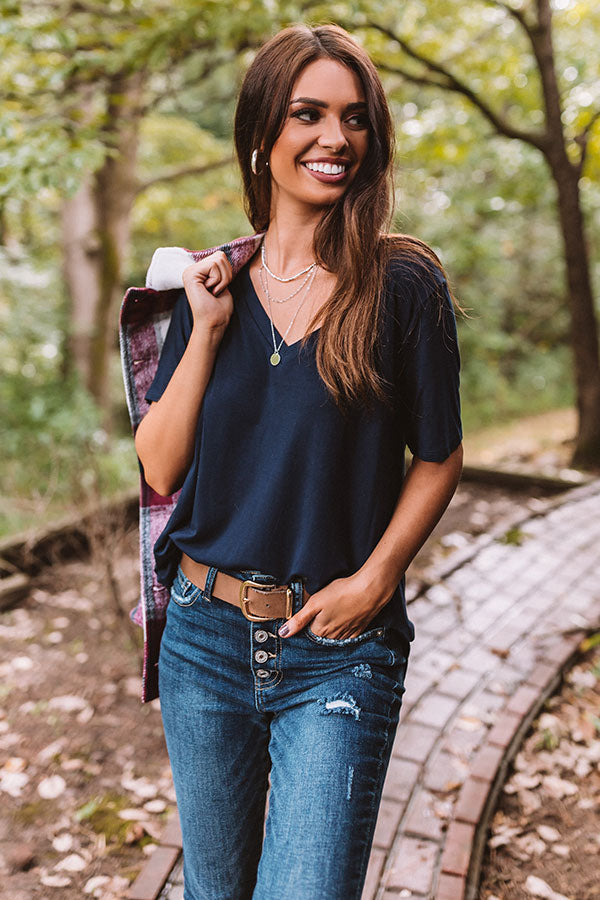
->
[239, 581, 294, 622]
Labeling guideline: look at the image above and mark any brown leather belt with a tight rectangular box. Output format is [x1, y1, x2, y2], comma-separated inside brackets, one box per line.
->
[179, 554, 310, 622]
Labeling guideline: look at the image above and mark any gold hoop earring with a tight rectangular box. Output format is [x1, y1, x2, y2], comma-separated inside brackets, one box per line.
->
[251, 148, 269, 175]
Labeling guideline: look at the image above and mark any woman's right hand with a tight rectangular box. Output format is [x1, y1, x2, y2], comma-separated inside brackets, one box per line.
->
[182, 251, 234, 339]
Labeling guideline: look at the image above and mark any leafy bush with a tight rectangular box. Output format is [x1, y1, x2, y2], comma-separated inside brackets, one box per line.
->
[0, 251, 137, 536]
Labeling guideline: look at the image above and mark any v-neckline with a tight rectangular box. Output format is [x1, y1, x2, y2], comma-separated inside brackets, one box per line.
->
[241, 262, 321, 353]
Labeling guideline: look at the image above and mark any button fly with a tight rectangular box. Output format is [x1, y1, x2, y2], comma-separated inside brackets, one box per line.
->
[256, 669, 270, 678]
[255, 630, 268, 643]
[254, 650, 268, 663]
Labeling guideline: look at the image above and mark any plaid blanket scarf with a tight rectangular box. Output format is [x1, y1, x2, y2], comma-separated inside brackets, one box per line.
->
[119, 231, 264, 702]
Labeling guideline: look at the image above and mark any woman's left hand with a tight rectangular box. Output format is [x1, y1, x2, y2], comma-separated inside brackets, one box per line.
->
[278, 572, 392, 640]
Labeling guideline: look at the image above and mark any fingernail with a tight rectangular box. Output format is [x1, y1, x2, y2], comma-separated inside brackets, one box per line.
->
[278, 623, 289, 637]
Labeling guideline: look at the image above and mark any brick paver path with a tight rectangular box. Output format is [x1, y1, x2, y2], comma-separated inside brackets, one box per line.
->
[128, 479, 600, 900]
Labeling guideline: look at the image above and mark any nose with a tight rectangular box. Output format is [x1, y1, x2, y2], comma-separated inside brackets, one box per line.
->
[317, 113, 348, 152]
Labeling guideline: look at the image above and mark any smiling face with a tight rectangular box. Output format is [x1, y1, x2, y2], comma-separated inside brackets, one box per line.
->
[267, 58, 370, 214]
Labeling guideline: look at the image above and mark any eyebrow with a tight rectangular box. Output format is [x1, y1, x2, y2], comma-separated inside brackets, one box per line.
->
[290, 97, 367, 111]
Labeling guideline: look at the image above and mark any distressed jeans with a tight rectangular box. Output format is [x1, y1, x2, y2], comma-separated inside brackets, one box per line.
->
[158, 563, 410, 900]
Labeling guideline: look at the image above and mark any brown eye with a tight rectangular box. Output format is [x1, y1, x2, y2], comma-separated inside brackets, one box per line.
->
[347, 114, 368, 128]
[292, 108, 320, 122]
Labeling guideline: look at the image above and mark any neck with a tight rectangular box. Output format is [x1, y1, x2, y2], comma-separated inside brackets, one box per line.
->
[263, 199, 324, 278]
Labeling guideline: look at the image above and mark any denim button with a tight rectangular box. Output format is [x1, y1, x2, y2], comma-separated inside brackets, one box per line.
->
[256, 669, 270, 678]
[255, 630, 268, 643]
[254, 650, 268, 663]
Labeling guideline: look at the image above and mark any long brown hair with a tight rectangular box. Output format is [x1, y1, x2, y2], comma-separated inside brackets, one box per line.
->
[234, 23, 454, 415]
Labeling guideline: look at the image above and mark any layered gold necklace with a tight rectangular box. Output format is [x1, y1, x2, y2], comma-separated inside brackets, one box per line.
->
[258, 236, 319, 366]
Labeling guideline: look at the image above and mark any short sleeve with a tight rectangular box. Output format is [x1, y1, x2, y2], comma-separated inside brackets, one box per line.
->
[393, 266, 462, 462]
[145, 289, 193, 403]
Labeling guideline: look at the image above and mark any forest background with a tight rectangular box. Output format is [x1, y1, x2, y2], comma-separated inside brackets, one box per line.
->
[1, 0, 599, 538]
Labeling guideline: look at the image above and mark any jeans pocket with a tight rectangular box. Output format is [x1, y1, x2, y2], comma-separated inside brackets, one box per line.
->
[170, 567, 202, 608]
[305, 624, 386, 647]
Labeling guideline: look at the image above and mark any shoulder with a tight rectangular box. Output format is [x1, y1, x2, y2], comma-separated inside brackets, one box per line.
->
[381, 234, 450, 329]
[383, 234, 446, 296]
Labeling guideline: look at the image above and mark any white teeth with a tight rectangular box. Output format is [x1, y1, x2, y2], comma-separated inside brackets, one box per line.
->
[304, 162, 347, 175]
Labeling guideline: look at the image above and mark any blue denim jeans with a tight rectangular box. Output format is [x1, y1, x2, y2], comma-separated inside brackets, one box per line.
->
[158, 563, 410, 900]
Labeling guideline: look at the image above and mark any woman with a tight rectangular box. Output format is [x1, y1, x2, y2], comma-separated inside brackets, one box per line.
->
[124, 22, 463, 900]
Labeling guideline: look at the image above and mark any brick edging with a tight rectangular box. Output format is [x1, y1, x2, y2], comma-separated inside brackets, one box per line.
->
[126, 813, 182, 900]
[434, 629, 585, 900]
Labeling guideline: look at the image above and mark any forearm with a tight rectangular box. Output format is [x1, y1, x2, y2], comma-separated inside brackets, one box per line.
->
[134, 328, 221, 496]
[356, 443, 464, 602]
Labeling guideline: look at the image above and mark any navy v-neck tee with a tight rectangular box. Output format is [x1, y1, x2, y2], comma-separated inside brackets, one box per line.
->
[144, 254, 462, 643]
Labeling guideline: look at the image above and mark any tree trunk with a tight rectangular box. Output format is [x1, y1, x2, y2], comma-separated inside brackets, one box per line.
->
[61, 72, 144, 419]
[61, 172, 101, 384]
[534, 0, 600, 468]
[91, 70, 145, 415]
[549, 154, 600, 468]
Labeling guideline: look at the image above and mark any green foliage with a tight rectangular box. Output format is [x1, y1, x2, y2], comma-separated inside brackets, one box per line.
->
[389, 103, 578, 428]
[0, 252, 138, 536]
[128, 115, 248, 282]
[75, 791, 139, 847]
[497, 526, 530, 546]
[581, 632, 600, 653]
[535, 728, 560, 752]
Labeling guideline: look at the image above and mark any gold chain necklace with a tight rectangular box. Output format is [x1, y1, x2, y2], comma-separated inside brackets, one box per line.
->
[259, 263, 318, 366]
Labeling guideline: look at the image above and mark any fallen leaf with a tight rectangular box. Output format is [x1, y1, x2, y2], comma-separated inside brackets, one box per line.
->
[536, 824, 560, 842]
[36, 739, 66, 763]
[54, 852, 87, 871]
[3, 757, 26, 772]
[143, 798, 167, 813]
[505, 772, 541, 792]
[77, 705, 95, 724]
[456, 715, 483, 732]
[41, 873, 71, 887]
[121, 775, 158, 799]
[48, 694, 88, 712]
[518, 789, 542, 816]
[537, 713, 564, 742]
[117, 807, 151, 821]
[524, 874, 569, 900]
[541, 775, 578, 799]
[84, 875, 111, 894]
[124, 822, 146, 844]
[514, 833, 546, 856]
[38, 774, 66, 799]
[0, 771, 29, 797]
[52, 833, 74, 853]
[61, 757, 85, 771]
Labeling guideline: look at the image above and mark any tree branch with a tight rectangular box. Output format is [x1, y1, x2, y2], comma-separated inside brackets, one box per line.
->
[485, 0, 537, 40]
[375, 62, 448, 91]
[134, 156, 235, 196]
[138, 52, 237, 116]
[367, 20, 547, 150]
[574, 110, 600, 174]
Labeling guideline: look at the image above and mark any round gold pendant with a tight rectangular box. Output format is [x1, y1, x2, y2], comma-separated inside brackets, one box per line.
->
[270, 352, 281, 366]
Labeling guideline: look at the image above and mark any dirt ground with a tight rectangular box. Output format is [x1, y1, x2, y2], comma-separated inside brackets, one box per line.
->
[0, 525, 169, 899]
[479, 641, 600, 900]
[0, 467, 596, 899]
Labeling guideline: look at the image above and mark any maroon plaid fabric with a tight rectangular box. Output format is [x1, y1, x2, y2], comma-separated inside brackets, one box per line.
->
[119, 232, 264, 701]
